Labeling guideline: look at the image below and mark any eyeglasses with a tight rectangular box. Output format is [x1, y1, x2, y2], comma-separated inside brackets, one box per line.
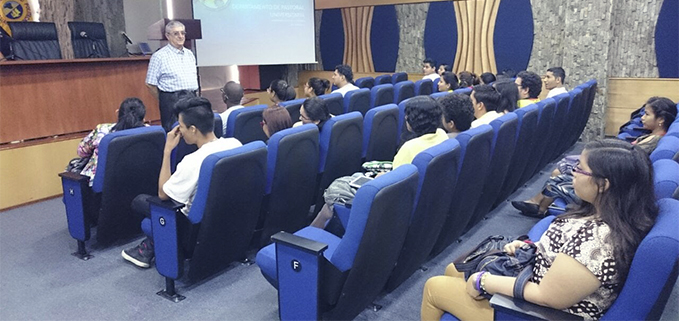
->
[572, 161, 594, 177]
[299, 114, 310, 121]
[168, 31, 186, 37]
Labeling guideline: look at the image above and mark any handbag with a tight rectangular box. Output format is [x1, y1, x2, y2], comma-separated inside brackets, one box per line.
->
[66, 157, 90, 173]
[453, 235, 537, 299]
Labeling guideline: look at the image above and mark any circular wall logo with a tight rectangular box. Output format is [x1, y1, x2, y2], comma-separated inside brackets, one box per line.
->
[1, 0, 32, 34]
[195, 0, 230, 10]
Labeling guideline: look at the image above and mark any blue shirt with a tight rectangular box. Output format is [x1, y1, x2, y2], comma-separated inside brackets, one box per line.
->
[145, 44, 199, 92]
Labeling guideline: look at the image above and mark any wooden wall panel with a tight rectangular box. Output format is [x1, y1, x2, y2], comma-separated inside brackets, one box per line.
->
[317, 0, 452, 10]
[341, 7, 375, 73]
[452, 0, 499, 75]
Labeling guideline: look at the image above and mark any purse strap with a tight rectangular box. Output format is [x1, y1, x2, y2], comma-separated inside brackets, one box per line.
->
[513, 264, 534, 300]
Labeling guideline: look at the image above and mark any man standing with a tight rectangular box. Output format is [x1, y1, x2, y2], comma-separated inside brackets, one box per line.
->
[422, 58, 440, 81]
[330, 64, 359, 97]
[543, 67, 568, 98]
[515, 71, 542, 108]
[145, 20, 199, 131]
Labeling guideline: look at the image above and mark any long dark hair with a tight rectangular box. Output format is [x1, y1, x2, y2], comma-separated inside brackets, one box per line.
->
[647, 97, 677, 132]
[494, 79, 519, 113]
[269, 79, 295, 102]
[307, 77, 330, 97]
[112, 98, 146, 131]
[560, 141, 658, 286]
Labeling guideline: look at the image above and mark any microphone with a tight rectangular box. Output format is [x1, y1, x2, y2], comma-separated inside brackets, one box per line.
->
[79, 31, 88, 38]
[120, 31, 133, 45]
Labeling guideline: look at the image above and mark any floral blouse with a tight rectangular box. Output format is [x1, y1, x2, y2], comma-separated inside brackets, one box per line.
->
[77, 123, 115, 183]
[533, 217, 620, 320]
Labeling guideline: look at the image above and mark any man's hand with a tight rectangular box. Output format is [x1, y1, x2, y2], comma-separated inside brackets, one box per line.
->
[165, 126, 182, 153]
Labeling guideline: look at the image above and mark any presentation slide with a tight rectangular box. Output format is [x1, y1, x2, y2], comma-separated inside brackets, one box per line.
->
[193, 0, 316, 67]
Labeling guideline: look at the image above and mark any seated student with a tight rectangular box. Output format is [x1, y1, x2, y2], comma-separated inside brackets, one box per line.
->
[121, 97, 242, 268]
[515, 71, 542, 108]
[422, 142, 658, 321]
[480, 72, 496, 85]
[218, 81, 244, 134]
[514, 96, 675, 217]
[268, 79, 296, 108]
[438, 63, 452, 77]
[438, 71, 460, 92]
[543, 67, 568, 98]
[310, 96, 448, 228]
[331, 64, 359, 97]
[261, 106, 292, 138]
[75, 97, 147, 184]
[422, 58, 440, 81]
[458, 71, 479, 88]
[304, 77, 331, 98]
[493, 79, 519, 114]
[439, 93, 474, 139]
[470, 85, 502, 128]
[293, 97, 332, 129]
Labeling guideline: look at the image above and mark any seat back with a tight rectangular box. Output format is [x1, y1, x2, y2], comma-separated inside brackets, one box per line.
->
[433, 78, 440, 92]
[650, 135, 679, 162]
[279, 98, 305, 123]
[396, 98, 410, 144]
[602, 198, 679, 320]
[354, 77, 375, 89]
[93, 126, 166, 244]
[363, 104, 399, 161]
[316, 112, 363, 207]
[391, 72, 408, 84]
[8, 22, 62, 60]
[520, 98, 556, 185]
[386, 139, 461, 291]
[343, 88, 371, 115]
[319, 93, 345, 116]
[470, 113, 519, 226]
[260, 125, 319, 245]
[432, 125, 494, 255]
[324, 165, 419, 320]
[184, 141, 267, 281]
[370, 84, 395, 109]
[560, 88, 584, 148]
[67, 21, 110, 58]
[225, 104, 268, 144]
[453, 87, 472, 96]
[497, 104, 539, 204]
[545, 93, 571, 162]
[430, 91, 450, 100]
[374, 74, 392, 85]
[171, 114, 224, 172]
[415, 79, 434, 96]
[653, 159, 679, 200]
[393, 80, 416, 104]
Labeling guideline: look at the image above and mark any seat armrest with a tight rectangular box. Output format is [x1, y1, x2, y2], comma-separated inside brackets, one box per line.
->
[490, 294, 583, 321]
[272, 231, 328, 320]
[147, 196, 185, 211]
[149, 198, 185, 280]
[59, 171, 90, 182]
[272, 231, 328, 254]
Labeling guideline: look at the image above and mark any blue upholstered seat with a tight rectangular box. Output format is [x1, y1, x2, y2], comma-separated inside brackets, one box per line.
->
[362, 104, 399, 161]
[319, 93, 345, 116]
[354, 76, 375, 89]
[279, 98, 305, 124]
[654, 159, 679, 200]
[343, 88, 371, 115]
[374, 74, 392, 85]
[650, 135, 679, 162]
[415, 79, 434, 96]
[393, 80, 416, 104]
[224, 104, 268, 144]
[520, 98, 556, 185]
[370, 84, 395, 109]
[391, 72, 408, 84]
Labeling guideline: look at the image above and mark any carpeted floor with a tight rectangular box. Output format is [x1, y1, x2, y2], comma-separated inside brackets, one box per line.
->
[1, 143, 677, 320]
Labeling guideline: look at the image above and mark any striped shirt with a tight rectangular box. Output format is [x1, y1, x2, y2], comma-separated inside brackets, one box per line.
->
[145, 44, 199, 92]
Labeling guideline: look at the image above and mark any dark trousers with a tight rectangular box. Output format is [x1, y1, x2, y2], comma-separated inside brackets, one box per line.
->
[158, 91, 179, 132]
[131, 194, 195, 253]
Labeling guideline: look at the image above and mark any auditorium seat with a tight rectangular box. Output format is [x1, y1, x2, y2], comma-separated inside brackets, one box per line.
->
[370, 84, 395, 109]
[258, 125, 319, 247]
[544, 93, 571, 163]
[559, 88, 584, 152]
[385, 139, 460, 291]
[354, 76, 375, 89]
[224, 104, 268, 144]
[147, 142, 267, 301]
[391, 72, 408, 84]
[432, 78, 440, 92]
[453, 87, 472, 96]
[415, 79, 434, 96]
[279, 98, 305, 124]
[490, 198, 679, 321]
[393, 80, 416, 104]
[429, 91, 450, 100]
[375, 74, 392, 85]
[8, 22, 62, 60]
[59, 126, 165, 258]
[256, 165, 419, 320]
[363, 104, 399, 161]
[654, 159, 679, 200]
[343, 88, 371, 115]
[432, 125, 494, 256]
[467, 113, 519, 228]
[67, 21, 110, 58]
[520, 98, 556, 184]
[650, 135, 679, 162]
[319, 93, 345, 116]
[396, 98, 410, 144]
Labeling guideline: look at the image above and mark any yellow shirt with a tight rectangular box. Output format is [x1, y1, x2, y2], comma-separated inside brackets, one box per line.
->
[392, 128, 449, 168]
[517, 98, 540, 108]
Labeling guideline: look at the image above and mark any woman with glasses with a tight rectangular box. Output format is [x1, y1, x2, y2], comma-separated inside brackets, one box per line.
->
[293, 97, 331, 130]
[303, 77, 331, 98]
[422, 141, 658, 321]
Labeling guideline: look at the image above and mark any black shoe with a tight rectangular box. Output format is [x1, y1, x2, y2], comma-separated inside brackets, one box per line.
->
[511, 201, 547, 218]
[122, 238, 154, 268]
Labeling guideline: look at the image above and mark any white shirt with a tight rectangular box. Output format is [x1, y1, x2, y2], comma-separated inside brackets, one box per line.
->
[220, 105, 244, 134]
[471, 111, 502, 128]
[163, 138, 242, 215]
[145, 44, 199, 92]
[546, 86, 568, 98]
[331, 83, 359, 97]
[423, 73, 440, 81]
